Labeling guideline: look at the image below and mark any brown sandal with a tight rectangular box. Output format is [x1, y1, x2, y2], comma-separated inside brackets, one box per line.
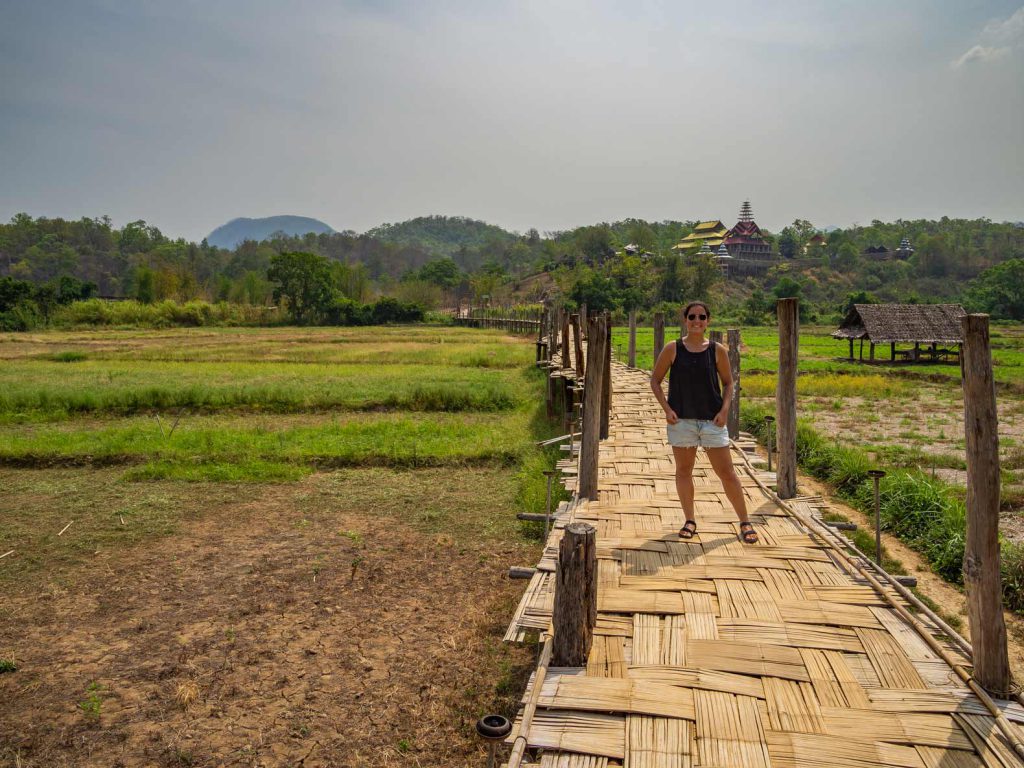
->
[679, 520, 697, 539]
[739, 522, 759, 544]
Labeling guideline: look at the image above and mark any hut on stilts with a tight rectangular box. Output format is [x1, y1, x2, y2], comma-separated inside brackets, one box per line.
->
[832, 303, 966, 362]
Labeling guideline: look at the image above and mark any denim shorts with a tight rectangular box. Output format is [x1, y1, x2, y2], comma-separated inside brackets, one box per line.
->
[666, 419, 729, 449]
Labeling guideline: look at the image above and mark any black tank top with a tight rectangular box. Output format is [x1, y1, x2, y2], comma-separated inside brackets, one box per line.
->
[667, 340, 723, 420]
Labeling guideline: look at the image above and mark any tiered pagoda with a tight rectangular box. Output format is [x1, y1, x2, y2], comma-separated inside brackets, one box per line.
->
[673, 220, 729, 254]
[723, 200, 772, 261]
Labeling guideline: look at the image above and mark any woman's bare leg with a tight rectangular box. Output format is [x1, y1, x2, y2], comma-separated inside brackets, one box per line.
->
[672, 446, 698, 524]
[705, 446, 749, 523]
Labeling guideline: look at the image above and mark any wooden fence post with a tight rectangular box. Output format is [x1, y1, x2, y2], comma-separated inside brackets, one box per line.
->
[578, 314, 607, 500]
[601, 312, 611, 440]
[580, 303, 588, 338]
[653, 312, 665, 368]
[627, 310, 637, 368]
[551, 522, 597, 667]
[561, 310, 571, 368]
[571, 313, 584, 382]
[961, 313, 1010, 695]
[776, 298, 798, 499]
[727, 329, 741, 440]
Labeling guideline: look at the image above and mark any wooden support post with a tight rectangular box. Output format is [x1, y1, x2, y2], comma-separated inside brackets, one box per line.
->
[580, 303, 588, 338]
[578, 314, 607, 500]
[561, 311, 571, 369]
[870, 342, 875, 361]
[551, 522, 597, 667]
[653, 312, 665, 367]
[961, 313, 1010, 695]
[709, 330, 722, 347]
[849, 338, 854, 360]
[859, 337, 864, 360]
[776, 298, 799, 499]
[622, 309, 630, 370]
[601, 312, 611, 440]
[571, 313, 584, 381]
[727, 329, 741, 440]
[891, 342, 896, 361]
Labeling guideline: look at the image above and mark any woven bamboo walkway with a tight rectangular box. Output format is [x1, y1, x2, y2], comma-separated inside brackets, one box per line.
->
[504, 357, 1024, 767]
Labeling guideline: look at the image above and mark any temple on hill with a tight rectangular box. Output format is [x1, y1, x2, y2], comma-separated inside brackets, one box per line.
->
[673, 220, 728, 254]
[723, 200, 772, 261]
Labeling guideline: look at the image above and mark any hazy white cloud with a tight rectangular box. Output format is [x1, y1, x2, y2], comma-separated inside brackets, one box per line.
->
[982, 5, 1024, 42]
[953, 5, 1023, 67]
[953, 43, 1011, 68]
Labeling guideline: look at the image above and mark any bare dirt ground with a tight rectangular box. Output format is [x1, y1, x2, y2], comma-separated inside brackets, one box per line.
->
[0, 469, 540, 768]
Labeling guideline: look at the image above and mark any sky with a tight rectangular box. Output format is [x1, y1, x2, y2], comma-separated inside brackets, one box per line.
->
[1, 1, 1022, 241]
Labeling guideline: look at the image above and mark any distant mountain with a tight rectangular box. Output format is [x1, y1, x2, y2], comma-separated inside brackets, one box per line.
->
[206, 216, 335, 249]
[364, 215, 517, 258]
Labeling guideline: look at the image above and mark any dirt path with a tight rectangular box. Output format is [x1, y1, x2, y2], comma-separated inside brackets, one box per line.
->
[0, 471, 539, 767]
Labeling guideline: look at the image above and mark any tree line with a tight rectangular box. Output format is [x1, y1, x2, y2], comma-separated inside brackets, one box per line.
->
[2, 211, 1023, 327]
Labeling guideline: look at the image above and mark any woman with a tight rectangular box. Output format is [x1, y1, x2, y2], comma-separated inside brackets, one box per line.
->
[650, 301, 758, 544]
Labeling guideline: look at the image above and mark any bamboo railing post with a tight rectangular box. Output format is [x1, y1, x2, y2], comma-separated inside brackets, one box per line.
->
[600, 312, 611, 440]
[627, 310, 637, 368]
[653, 312, 665, 367]
[727, 328, 741, 439]
[551, 522, 597, 667]
[961, 313, 1011, 695]
[578, 314, 607, 500]
[776, 298, 798, 499]
[571, 313, 584, 382]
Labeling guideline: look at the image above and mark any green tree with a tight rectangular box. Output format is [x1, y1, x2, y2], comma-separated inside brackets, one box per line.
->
[570, 270, 619, 312]
[964, 259, 1024, 319]
[134, 266, 156, 304]
[418, 257, 463, 288]
[267, 252, 336, 324]
[840, 290, 878, 316]
[778, 228, 799, 259]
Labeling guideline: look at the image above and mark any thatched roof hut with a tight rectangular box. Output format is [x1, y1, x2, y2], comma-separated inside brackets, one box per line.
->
[832, 303, 966, 361]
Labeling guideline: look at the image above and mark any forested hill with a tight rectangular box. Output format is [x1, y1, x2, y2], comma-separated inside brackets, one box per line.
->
[206, 216, 335, 249]
[365, 215, 518, 257]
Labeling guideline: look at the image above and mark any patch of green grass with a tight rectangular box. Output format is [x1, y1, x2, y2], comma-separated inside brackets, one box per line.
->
[0, 360, 532, 418]
[47, 351, 88, 362]
[0, 659, 16, 673]
[123, 459, 311, 483]
[0, 411, 536, 469]
[911, 589, 964, 632]
[79, 681, 104, 720]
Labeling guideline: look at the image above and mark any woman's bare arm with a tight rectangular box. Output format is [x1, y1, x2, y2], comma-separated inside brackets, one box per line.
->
[650, 343, 678, 423]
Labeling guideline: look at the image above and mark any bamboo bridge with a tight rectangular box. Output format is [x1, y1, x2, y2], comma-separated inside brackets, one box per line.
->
[500, 309, 1024, 768]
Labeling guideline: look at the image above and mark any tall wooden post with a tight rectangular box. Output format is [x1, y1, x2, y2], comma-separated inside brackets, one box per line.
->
[627, 311, 637, 368]
[709, 330, 722, 347]
[727, 329, 741, 440]
[578, 314, 607, 500]
[961, 313, 1010, 695]
[551, 522, 597, 667]
[653, 312, 665, 367]
[891, 342, 896, 361]
[580, 303, 588, 338]
[571, 313, 584, 381]
[601, 312, 611, 440]
[849, 338, 854, 360]
[869, 342, 875, 361]
[561, 310, 571, 368]
[776, 298, 799, 499]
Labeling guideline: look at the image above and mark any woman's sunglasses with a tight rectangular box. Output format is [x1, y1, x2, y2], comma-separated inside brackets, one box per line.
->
[687, 313, 708, 321]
